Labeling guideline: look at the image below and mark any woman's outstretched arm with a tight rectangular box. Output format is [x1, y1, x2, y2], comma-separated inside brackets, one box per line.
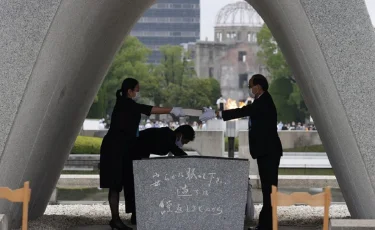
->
[150, 107, 172, 114]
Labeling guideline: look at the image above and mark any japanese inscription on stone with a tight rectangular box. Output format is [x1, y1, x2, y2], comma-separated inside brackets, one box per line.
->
[150, 167, 226, 216]
[133, 157, 249, 230]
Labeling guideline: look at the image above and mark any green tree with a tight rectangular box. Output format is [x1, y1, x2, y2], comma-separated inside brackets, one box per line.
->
[288, 84, 309, 122]
[88, 41, 222, 121]
[146, 45, 196, 107]
[166, 78, 214, 109]
[139, 75, 165, 107]
[87, 36, 151, 118]
[152, 45, 219, 110]
[154, 45, 196, 86]
[268, 77, 296, 122]
[257, 24, 309, 122]
[207, 78, 221, 106]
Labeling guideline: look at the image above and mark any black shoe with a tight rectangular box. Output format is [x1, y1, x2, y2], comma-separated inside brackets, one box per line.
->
[130, 213, 137, 225]
[109, 219, 131, 230]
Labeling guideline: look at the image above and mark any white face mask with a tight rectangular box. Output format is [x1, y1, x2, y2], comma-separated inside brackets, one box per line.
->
[249, 88, 255, 98]
[249, 88, 256, 98]
[133, 92, 140, 101]
[175, 136, 183, 148]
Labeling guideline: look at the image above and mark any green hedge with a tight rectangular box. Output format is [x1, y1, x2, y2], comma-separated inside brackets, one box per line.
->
[73, 136, 241, 153]
[72, 136, 103, 154]
[71, 135, 325, 154]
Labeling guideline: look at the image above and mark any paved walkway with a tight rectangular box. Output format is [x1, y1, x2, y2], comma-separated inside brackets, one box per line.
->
[20, 204, 347, 230]
[69, 224, 320, 230]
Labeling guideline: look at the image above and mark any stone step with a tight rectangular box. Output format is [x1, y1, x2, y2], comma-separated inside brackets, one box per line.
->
[330, 219, 375, 229]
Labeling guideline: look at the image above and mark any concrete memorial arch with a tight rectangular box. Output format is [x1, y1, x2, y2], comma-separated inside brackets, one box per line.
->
[0, 0, 375, 227]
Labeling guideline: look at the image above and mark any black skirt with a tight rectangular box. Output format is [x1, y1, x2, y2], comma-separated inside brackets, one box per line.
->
[99, 133, 135, 189]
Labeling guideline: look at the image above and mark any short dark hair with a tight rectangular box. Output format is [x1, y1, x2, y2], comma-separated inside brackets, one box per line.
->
[252, 74, 269, 91]
[175, 125, 195, 141]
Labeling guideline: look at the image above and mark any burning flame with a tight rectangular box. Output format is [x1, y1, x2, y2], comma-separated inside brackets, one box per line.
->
[225, 98, 247, 110]
[238, 101, 246, 108]
[225, 98, 238, 110]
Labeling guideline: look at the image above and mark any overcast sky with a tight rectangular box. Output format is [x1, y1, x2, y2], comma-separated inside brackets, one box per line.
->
[200, 0, 375, 41]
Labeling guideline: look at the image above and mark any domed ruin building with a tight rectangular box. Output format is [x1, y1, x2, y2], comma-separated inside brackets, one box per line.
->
[184, 1, 268, 101]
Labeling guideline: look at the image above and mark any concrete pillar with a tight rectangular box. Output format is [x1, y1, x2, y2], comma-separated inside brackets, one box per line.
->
[247, 0, 375, 218]
[0, 0, 154, 227]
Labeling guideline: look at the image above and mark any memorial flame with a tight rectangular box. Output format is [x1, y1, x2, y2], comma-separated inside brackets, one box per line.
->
[225, 98, 246, 110]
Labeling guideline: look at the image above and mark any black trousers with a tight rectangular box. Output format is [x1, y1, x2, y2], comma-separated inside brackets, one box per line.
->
[257, 154, 281, 230]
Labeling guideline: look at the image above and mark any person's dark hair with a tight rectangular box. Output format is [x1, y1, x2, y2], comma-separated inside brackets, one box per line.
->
[116, 78, 139, 98]
[175, 125, 195, 141]
[252, 74, 269, 91]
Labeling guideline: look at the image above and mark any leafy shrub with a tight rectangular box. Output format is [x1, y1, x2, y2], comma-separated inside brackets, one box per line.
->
[72, 136, 103, 154]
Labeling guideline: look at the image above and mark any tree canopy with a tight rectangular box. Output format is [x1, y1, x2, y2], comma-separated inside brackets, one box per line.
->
[87, 37, 220, 120]
[257, 24, 309, 123]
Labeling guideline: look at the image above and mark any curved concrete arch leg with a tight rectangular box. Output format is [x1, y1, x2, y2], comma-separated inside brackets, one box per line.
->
[246, 0, 375, 218]
[0, 0, 154, 227]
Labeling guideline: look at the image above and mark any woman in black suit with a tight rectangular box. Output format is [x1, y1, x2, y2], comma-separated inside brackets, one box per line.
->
[100, 78, 185, 229]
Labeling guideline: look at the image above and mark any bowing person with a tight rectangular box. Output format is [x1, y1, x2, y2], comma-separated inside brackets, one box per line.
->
[135, 124, 195, 159]
[100, 78, 188, 230]
[199, 74, 282, 230]
[127, 125, 195, 224]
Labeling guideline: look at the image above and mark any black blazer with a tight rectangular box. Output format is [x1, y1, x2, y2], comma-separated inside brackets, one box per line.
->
[108, 97, 152, 138]
[222, 91, 282, 159]
[134, 127, 187, 159]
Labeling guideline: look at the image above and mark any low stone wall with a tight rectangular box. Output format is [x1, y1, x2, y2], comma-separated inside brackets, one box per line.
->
[329, 219, 375, 229]
[184, 131, 225, 157]
[238, 130, 322, 152]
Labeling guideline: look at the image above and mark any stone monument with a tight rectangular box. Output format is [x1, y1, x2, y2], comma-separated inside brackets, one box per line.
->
[133, 157, 249, 230]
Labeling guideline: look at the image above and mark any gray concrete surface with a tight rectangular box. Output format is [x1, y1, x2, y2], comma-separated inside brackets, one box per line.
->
[68, 225, 318, 230]
[19, 204, 350, 229]
[0, 0, 154, 228]
[330, 219, 375, 230]
[0, 214, 8, 230]
[246, 0, 375, 219]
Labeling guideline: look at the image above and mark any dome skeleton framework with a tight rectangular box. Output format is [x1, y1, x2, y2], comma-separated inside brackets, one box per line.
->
[215, 1, 264, 27]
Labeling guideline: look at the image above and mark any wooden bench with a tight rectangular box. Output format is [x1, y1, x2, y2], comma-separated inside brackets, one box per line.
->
[0, 181, 31, 230]
[271, 185, 331, 230]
